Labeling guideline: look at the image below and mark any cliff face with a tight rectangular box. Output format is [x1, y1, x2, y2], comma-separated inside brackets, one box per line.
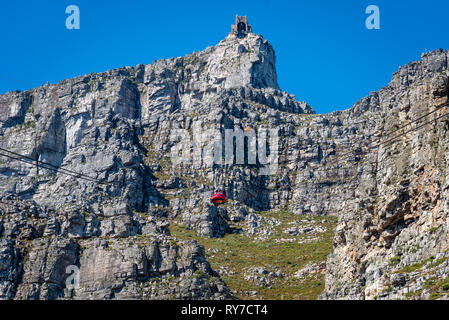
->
[0, 29, 448, 299]
[322, 50, 449, 300]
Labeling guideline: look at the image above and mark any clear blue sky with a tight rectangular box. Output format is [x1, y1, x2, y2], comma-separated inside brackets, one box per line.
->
[1, 0, 448, 114]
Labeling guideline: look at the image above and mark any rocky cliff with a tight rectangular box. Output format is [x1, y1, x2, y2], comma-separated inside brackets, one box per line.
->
[0, 28, 448, 299]
[321, 49, 449, 300]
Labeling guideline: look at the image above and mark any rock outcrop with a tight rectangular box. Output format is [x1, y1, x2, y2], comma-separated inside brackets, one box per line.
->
[321, 49, 449, 300]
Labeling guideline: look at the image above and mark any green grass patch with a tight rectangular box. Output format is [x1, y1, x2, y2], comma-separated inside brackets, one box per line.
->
[430, 292, 441, 300]
[170, 211, 337, 300]
[389, 255, 401, 266]
[396, 256, 443, 273]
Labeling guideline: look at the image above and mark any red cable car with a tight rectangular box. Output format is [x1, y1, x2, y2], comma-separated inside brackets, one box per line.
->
[210, 190, 227, 205]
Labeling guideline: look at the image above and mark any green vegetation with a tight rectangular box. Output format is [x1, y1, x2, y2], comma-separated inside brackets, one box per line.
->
[27, 105, 35, 114]
[127, 77, 139, 86]
[428, 226, 441, 234]
[424, 276, 437, 288]
[14, 120, 36, 132]
[429, 292, 441, 300]
[406, 274, 449, 299]
[405, 288, 423, 299]
[193, 270, 207, 279]
[441, 282, 449, 291]
[396, 256, 447, 274]
[383, 286, 394, 293]
[199, 62, 207, 74]
[87, 80, 95, 92]
[170, 211, 338, 300]
[389, 255, 401, 266]
[153, 171, 171, 180]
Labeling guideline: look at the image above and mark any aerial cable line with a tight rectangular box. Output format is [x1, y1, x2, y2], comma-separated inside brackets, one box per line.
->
[0, 151, 101, 184]
[0, 151, 82, 182]
[0, 147, 105, 184]
[279, 101, 449, 169]
[327, 101, 449, 161]
[0, 84, 446, 187]
[285, 104, 449, 187]
[321, 105, 449, 172]
[373, 101, 449, 140]
[370, 110, 449, 150]
[0, 146, 101, 182]
[307, 110, 449, 176]
[300, 101, 449, 169]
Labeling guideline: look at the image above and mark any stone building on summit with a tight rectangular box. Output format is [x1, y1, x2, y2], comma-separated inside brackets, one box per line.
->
[230, 16, 252, 38]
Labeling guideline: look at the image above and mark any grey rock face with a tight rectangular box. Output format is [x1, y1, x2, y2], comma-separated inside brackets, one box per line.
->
[244, 266, 285, 288]
[0, 196, 232, 300]
[321, 49, 449, 300]
[0, 27, 448, 300]
[0, 239, 20, 299]
[74, 237, 231, 300]
[15, 237, 78, 300]
[182, 205, 230, 238]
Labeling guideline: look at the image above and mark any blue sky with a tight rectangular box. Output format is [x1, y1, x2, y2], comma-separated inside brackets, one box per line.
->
[1, 0, 448, 114]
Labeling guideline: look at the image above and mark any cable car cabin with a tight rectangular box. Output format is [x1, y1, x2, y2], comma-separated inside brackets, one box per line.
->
[210, 190, 227, 205]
